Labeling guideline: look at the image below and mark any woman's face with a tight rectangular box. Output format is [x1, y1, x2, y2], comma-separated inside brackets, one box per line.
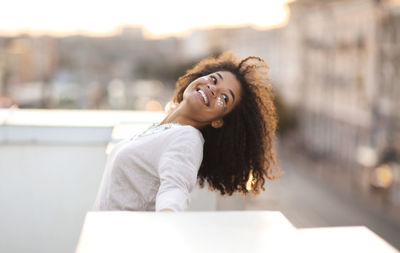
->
[182, 70, 242, 127]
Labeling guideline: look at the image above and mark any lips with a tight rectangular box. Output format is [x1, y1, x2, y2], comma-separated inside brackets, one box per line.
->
[196, 87, 210, 106]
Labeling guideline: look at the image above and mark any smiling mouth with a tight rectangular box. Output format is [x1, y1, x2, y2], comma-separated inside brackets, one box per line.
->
[196, 88, 209, 106]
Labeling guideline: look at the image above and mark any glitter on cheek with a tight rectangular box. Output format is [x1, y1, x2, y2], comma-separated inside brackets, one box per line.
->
[217, 97, 225, 111]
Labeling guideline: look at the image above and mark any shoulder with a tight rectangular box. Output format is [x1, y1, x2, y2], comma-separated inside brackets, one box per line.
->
[166, 125, 205, 145]
[158, 125, 204, 168]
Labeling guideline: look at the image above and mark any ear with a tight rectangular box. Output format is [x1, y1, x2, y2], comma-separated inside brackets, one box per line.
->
[211, 119, 224, 129]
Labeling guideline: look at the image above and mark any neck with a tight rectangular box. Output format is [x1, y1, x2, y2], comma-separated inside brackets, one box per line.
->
[160, 102, 207, 129]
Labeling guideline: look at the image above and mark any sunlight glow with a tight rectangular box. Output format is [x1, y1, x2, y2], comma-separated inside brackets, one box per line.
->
[0, 0, 294, 38]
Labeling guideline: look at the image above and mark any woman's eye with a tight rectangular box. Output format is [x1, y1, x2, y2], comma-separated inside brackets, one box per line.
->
[222, 94, 228, 103]
[210, 76, 217, 84]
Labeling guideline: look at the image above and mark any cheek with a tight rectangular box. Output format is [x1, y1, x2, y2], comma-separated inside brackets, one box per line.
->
[182, 90, 188, 100]
[182, 86, 193, 100]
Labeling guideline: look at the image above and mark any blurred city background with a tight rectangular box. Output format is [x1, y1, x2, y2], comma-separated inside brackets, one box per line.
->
[1, 0, 400, 252]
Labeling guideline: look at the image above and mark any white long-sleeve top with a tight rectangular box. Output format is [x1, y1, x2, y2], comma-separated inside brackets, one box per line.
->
[93, 124, 204, 212]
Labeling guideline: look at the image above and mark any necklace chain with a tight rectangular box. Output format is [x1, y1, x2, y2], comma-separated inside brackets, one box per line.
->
[135, 122, 183, 139]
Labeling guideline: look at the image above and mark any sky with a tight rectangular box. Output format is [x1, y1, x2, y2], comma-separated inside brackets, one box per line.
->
[0, 0, 295, 39]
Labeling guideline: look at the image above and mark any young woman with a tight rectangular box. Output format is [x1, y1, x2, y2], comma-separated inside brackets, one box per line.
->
[93, 52, 280, 212]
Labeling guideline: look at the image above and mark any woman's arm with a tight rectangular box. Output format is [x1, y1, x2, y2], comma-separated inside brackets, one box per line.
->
[155, 127, 204, 212]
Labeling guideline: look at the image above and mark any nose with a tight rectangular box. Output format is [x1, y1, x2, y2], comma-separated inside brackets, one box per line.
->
[207, 84, 217, 97]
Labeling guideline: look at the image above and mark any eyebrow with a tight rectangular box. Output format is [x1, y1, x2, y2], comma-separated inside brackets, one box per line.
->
[216, 72, 235, 103]
[229, 89, 235, 103]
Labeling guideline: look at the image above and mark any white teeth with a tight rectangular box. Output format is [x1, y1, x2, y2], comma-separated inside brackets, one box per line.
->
[198, 89, 208, 105]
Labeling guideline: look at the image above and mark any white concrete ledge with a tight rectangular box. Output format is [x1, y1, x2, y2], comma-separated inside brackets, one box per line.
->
[0, 109, 164, 144]
[0, 125, 113, 144]
[76, 211, 399, 253]
[0, 109, 165, 127]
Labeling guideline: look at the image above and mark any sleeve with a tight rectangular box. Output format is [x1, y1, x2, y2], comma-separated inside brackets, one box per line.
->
[155, 127, 204, 212]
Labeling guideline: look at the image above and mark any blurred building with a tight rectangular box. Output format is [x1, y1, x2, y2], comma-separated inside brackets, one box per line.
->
[0, 26, 283, 111]
[54, 27, 184, 109]
[280, 0, 400, 203]
[2, 36, 58, 107]
[375, 0, 400, 151]
[182, 27, 282, 81]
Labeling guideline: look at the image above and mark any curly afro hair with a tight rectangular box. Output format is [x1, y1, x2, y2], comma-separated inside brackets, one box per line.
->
[171, 51, 280, 196]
